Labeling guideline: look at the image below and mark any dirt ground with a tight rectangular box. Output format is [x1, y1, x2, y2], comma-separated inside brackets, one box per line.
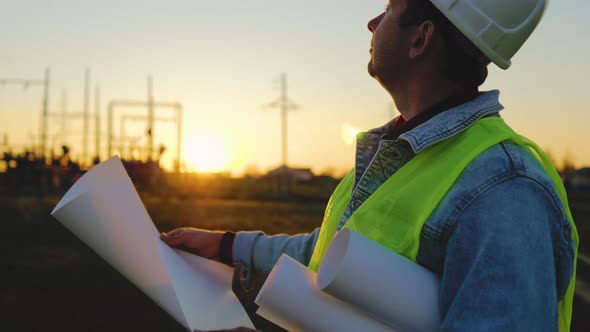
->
[2, 193, 589, 331]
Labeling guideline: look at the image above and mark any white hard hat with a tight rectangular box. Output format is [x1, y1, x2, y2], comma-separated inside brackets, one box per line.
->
[430, 0, 548, 69]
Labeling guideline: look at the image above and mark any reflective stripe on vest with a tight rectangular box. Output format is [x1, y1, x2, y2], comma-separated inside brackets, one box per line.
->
[308, 117, 578, 332]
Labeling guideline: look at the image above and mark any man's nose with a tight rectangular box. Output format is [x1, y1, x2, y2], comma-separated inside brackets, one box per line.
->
[368, 13, 385, 33]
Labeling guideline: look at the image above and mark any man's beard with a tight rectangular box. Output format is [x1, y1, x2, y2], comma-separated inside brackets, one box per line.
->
[367, 60, 393, 90]
[367, 61, 377, 78]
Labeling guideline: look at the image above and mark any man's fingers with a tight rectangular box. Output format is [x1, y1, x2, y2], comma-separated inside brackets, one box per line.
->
[168, 236, 185, 246]
[164, 228, 185, 237]
[160, 232, 182, 246]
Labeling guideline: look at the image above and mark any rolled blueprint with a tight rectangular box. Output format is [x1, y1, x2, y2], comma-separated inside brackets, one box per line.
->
[317, 228, 440, 332]
[51, 156, 253, 331]
[254, 254, 396, 332]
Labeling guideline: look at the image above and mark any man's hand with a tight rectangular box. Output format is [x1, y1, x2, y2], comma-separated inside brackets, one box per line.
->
[160, 227, 224, 260]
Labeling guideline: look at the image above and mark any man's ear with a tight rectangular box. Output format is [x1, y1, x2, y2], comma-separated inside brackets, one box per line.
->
[409, 21, 435, 60]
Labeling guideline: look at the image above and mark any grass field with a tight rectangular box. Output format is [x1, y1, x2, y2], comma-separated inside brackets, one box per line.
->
[2, 193, 589, 331]
[1, 195, 323, 332]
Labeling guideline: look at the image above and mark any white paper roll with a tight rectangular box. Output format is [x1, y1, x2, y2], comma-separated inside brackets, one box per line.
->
[157, 241, 254, 330]
[52, 156, 128, 214]
[51, 156, 253, 331]
[317, 228, 441, 332]
[255, 254, 396, 332]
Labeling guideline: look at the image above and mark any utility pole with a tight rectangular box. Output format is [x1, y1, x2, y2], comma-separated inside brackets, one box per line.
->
[263, 73, 300, 167]
[280, 73, 288, 166]
[176, 103, 182, 172]
[107, 89, 183, 168]
[47, 77, 98, 166]
[0, 67, 50, 157]
[94, 85, 101, 162]
[82, 68, 91, 165]
[46, 69, 95, 166]
[60, 89, 68, 145]
[42, 68, 50, 158]
[147, 76, 155, 161]
[118, 114, 178, 159]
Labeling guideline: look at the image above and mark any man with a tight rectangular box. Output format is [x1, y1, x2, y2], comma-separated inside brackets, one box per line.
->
[162, 0, 578, 331]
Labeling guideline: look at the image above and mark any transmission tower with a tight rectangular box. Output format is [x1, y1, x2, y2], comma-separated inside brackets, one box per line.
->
[94, 86, 101, 162]
[0, 67, 50, 157]
[82, 68, 91, 165]
[107, 76, 183, 171]
[47, 69, 99, 166]
[263, 73, 300, 167]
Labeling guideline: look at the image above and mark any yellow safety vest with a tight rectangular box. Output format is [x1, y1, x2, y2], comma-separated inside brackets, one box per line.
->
[308, 117, 578, 331]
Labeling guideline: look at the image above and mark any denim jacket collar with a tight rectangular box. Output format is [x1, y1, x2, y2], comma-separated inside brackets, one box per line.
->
[354, 90, 504, 184]
[398, 90, 504, 153]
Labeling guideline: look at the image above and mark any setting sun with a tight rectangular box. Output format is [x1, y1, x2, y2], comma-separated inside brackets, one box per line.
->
[184, 131, 230, 173]
[341, 123, 360, 145]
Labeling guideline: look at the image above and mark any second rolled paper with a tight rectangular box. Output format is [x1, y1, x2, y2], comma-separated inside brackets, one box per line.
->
[317, 228, 441, 332]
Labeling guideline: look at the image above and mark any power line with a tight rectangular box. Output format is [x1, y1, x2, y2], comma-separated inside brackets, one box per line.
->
[94, 86, 101, 162]
[0, 67, 50, 157]
[107, 76, 183, 171]
[262, 73, 300, 167]
[82, 68, 91, 166]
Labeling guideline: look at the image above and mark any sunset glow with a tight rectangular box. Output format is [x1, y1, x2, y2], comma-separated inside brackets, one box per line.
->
[0, 1, 588, 172]
[341, 124, 360, 145]
[183, 132, 229, 173]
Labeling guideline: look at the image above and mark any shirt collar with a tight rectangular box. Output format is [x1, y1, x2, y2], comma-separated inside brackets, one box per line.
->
[386, 88, 479, 140]
[360, 90, 504, 154]
[399, 90, 504, 153]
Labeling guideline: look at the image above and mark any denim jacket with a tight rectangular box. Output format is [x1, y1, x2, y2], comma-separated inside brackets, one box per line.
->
[233, 90, 575, 331]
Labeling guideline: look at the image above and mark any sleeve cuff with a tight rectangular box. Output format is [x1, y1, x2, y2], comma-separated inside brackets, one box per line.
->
[233, 231, 263, 269]
[219, 231, 236, 266]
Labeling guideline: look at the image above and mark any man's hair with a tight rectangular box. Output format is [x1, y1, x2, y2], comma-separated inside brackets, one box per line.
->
[399, 0, 491, 87]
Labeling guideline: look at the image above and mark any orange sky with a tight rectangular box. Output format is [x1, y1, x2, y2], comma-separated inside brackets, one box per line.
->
[0, 1, 588, 175]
